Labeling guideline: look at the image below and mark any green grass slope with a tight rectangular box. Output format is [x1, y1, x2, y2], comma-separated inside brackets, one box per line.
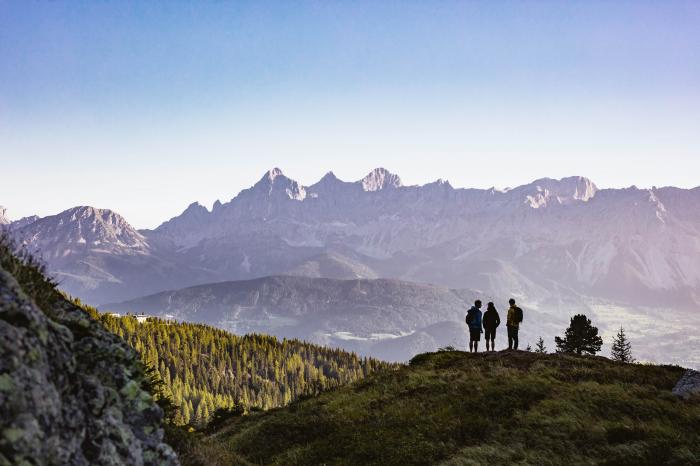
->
[192, 350, 699, 466]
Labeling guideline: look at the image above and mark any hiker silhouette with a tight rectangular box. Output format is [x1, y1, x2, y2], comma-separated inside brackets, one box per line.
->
[482, 302, 501, 351]
[465, 300, 483, 352]
[506, 298, 523, 350]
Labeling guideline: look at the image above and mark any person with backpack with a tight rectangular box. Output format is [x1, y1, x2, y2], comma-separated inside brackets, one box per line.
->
[466, 300, 483, 353]
[506, 298, 523, 350]
[482, 302, 501, 351]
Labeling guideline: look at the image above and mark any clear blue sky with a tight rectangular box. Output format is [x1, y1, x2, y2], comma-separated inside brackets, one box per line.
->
[1, 1, 698, 228]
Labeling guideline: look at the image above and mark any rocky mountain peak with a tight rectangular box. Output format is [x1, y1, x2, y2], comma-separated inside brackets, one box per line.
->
[320, 171, 339, 182]
[523, 176, 598, 208]
[155, 202, 211, 238]
[183, 201, 208, 215]
[252, 168, 307, 201]
[18, 206, 149, 257]
[0, 206, 9, 225]
[260, 167, 285, 183]
[360, 168, 402, 191]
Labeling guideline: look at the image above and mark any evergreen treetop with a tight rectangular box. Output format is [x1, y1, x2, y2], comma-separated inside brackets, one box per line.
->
[555, 314, 603, 356]
[610, 326, 634, 363]
[535, 337, 547, 353]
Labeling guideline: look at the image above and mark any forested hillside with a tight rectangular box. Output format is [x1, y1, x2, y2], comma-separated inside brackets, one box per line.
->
[90, 311, 390, 426]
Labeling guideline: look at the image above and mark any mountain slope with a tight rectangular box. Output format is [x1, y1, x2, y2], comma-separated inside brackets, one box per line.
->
[13, 206, 219, 304]
[189, 351, 699, 466]
[285, 251, 379, 280]
[104, 275, 480, 362]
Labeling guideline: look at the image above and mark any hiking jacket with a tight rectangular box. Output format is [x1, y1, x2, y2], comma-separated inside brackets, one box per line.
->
[482, 309, 501, 330]
[466, 306, 483, 330]
[507, 306, 523, 328]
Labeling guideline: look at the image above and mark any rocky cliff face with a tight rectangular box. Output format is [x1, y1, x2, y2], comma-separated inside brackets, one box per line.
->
[0, 243, 178, 465]
[0, 207, 9, 226]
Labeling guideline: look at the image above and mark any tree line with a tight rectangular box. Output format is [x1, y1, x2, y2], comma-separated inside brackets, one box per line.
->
[86, 309, 390, 427]
[533, 314, 634, 363]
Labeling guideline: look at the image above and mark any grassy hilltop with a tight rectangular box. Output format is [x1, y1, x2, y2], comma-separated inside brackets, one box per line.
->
[186, 350, 699, 466]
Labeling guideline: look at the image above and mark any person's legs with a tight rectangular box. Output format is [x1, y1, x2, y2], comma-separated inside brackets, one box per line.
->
[513, 329, 519, 350]
[507, 326, 514, 350]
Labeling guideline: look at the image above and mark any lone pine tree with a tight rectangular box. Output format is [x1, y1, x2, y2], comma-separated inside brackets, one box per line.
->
[535, 336, 547, 353]
[555, 314, 603, 356]
[610, 326, 634, 363]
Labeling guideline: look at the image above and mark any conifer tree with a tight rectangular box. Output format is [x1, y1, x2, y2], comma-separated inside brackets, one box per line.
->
[610, 326, 634, 363]
[535, 337, 547, 353]
[555, 314, 603, 355]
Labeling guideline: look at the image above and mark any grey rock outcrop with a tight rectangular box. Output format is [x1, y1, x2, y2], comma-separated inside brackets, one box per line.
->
[672, 370, 700, 399]
[0, 261, 179, 465]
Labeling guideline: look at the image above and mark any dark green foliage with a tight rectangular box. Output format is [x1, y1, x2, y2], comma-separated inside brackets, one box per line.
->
[555, 314, 603, 355]
[92, 312, 390, 427]
[611, 326, 635, 363]
[535, 336, 547, 353]
[192, 351, 698, 465]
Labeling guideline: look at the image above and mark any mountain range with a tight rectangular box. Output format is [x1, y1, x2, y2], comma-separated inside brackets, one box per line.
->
[4, 168, 700, 366]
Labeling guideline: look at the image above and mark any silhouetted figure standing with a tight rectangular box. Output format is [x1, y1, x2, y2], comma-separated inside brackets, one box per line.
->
[482, 302, 501, 351]
[466, 300, 483, 352]
[506, 298, 523, 350]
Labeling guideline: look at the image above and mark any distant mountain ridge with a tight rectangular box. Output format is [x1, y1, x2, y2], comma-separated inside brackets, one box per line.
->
[6, 168, 700, 366]
[104, 275, 484, 362]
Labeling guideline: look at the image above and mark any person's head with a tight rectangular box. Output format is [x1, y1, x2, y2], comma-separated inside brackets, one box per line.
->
[509, 298, 516, 306]
[487, 302, 495, 311]
[475, 300, 482, 308]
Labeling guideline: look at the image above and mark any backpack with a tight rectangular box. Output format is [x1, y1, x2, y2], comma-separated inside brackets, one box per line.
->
[515, 306, 523, 323]
[466, 308, 477, 326]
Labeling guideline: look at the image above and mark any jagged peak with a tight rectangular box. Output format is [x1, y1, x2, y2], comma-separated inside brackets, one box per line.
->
[320, 171, 339, 182]
[360, 168, 402, 191]
[249, 168, 306, 201]
[310, 171, 350, 189]
[260, 167, 285, 183]
[253, 168, 295, 189]
[183, 201, 209, 214]
[0, 206, 9, 225]
[426, 178, 452, 188]
[522, 176, 598, 208]
[55, 206, 138, 230]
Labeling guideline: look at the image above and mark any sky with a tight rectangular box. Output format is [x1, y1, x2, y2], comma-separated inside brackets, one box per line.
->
[1, 1, 699, 229]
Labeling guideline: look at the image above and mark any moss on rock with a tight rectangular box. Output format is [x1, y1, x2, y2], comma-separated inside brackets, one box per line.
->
[0, 236, 179, 465]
